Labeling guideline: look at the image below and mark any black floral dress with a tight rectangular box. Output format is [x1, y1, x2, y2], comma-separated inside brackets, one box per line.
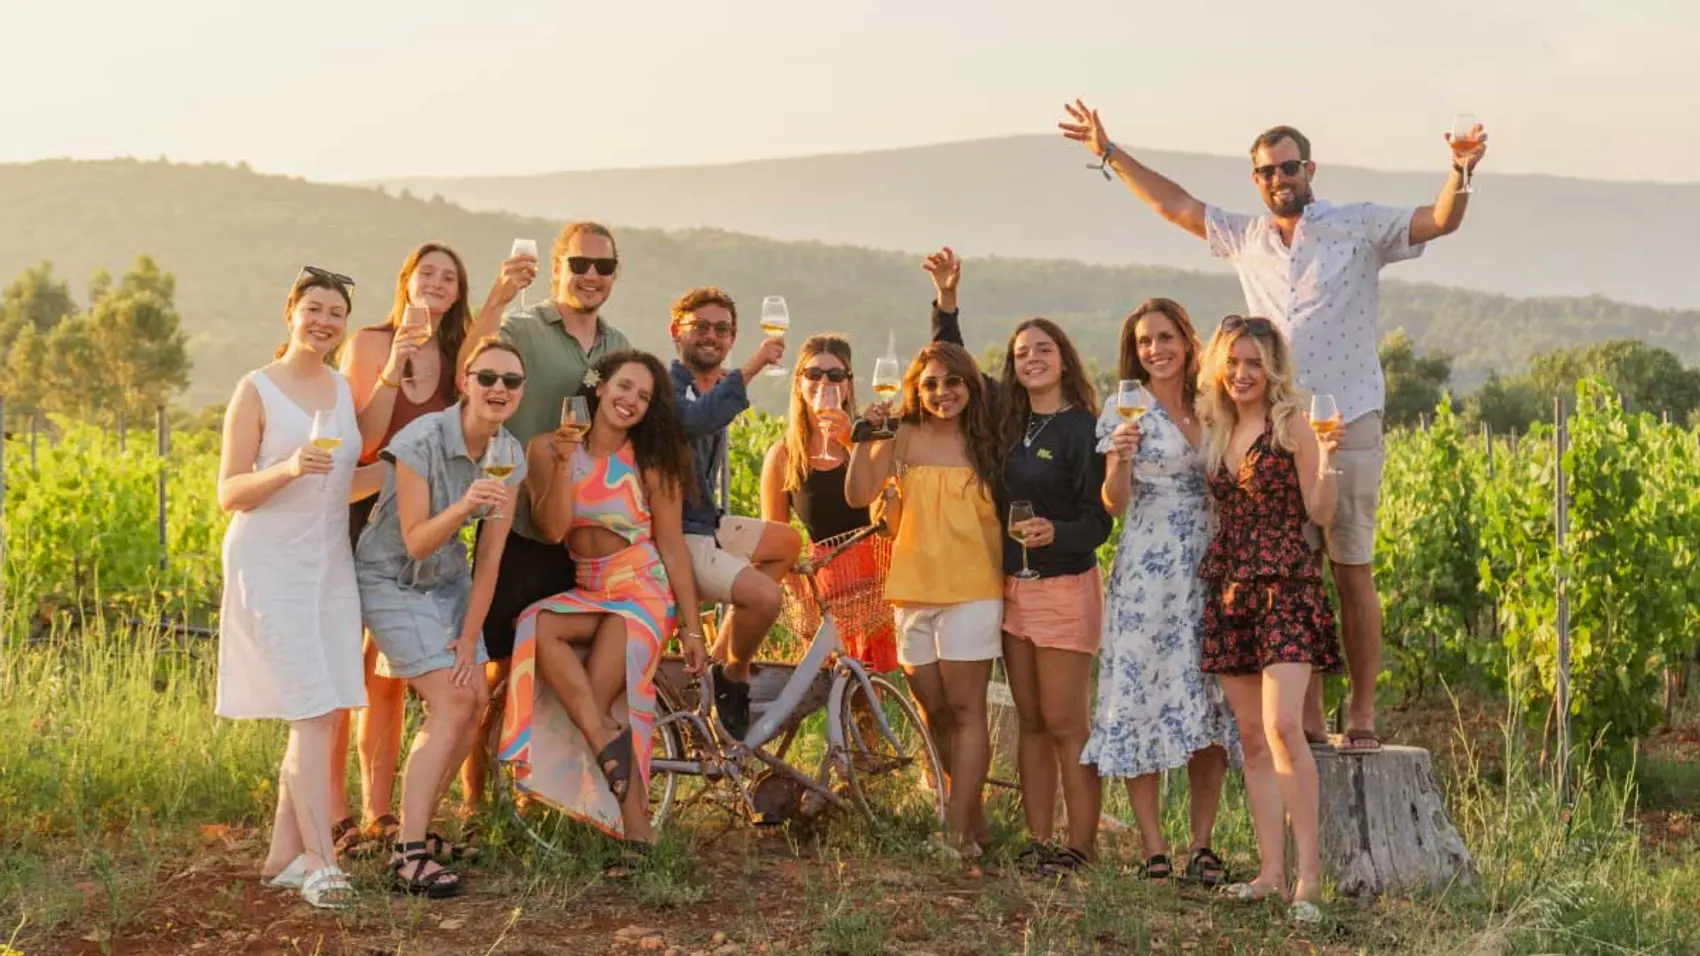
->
[1198, 421, 1341, 676]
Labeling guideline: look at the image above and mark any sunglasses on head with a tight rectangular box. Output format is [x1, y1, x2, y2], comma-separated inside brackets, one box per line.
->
[470, 370, 525, 389]
[919, 374, 967, 392]
[1221, 315, 1276, 336]
[1253, 159, 1306, 181]
[679, 318, 735, 337]
[801, 367, 850, 383]
[298, 265, 355, 288]
[566, 256, 618, 277]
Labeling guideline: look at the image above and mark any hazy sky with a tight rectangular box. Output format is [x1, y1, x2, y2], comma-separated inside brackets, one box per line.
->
[4, 0, 1696, 183]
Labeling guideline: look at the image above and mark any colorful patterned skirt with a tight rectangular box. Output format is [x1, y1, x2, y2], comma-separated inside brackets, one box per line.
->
[498, 541, 675, 838]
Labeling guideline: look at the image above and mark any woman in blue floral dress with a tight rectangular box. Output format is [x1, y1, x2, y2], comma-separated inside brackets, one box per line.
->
[1081, 298, 1239, 884]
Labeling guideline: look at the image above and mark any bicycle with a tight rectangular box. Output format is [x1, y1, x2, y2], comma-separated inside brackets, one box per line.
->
[503, 521, 946, 853]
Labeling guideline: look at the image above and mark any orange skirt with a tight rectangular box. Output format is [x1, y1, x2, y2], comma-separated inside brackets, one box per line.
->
[1002, 567, 1103, 655]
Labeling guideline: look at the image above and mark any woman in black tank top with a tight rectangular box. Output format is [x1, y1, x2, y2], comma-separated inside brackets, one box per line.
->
[759, 335, 894, 671]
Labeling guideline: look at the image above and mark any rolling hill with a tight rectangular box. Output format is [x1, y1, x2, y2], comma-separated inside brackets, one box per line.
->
[3, 158, 1697, 411]
[374, 135, 1700, 311]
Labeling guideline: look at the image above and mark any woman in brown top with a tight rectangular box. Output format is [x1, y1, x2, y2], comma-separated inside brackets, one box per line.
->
[332, 242, 471, 857]
[1195, 316, 1340, 924]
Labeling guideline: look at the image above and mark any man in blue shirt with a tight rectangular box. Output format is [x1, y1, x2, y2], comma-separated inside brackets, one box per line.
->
[669, 286, 799, 741]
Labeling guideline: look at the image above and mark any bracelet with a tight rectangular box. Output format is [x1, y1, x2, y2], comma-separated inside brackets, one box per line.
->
[1099, 140, 1116, 161]
[1089, 141, 1116, 181]
[377, 372, 401, 389]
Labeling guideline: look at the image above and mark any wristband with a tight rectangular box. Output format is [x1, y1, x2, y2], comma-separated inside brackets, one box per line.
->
[1099, 140, 1116, 161]
[378, 372, 401, 389]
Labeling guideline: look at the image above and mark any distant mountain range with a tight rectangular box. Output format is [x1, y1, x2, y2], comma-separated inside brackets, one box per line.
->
[374, 134, 1700, 311]
[2, 158, 1696, 411]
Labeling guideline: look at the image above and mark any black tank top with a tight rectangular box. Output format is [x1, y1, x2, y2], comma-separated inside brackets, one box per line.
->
[794, 463, 869, 542]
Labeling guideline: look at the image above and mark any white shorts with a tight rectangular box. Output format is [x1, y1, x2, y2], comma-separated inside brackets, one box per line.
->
[684, 516, 767, 605]
[893, 600, 1004, 667]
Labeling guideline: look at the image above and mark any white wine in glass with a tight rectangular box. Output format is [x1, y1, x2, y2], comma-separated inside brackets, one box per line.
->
[870, 356, 901, 402]
[481, 435, 516, 519]
[511, 238, 538, 310]
[1009, 500, 1039, 580]
[812, 383, 842, 462]
[1449, 113, 1480, 194]
[559, 396, 590, 439]
[760, 295, 789, 377]
[1117, 380, 1148, 421]
[308, 409, 338, 492]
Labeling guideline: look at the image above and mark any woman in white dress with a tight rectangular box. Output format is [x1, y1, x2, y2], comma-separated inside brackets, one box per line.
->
[1081, 298, 1239, 885]
[217, 266, 380, 908]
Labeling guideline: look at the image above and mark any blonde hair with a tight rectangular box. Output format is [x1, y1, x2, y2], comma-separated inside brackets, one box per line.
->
[1196, 318, 1307, 473]
[781, 335, 857, 493]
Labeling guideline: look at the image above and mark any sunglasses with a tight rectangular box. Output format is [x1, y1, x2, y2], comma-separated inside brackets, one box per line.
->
[298, 265, 355, 288]
[1252, 160, 1306, 181]
[470, 370, 526, 389]
[566, 256, 618, 277]
[680, 318, 735, 337]
[919, 374, 967, 392]
[1220, 315, 1276, 336]
[801, 367, 850, 383]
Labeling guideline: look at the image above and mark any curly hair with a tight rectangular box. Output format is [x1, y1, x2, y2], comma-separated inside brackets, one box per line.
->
[898, 342, 1001, 499]
[579, 349, 697, 502]
[997, 317, 1099, 448]
[668, 286, 738, 331]
[1119, 297, 1203, 409]
[1196, 317, 1306, 474]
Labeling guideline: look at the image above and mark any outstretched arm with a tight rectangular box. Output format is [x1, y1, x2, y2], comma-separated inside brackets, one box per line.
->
[1409, 122, 1488, 245]
[1060, 99, 1207, 240]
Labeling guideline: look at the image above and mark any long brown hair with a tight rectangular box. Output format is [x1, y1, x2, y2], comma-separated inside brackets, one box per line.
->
[898, 342, 1001, 499]
[998, 317, 1098, 447]
[578, 350, 697, 502]
[1196, 317, 1305, 473]
[1119, 298, 1203, 408]
[781, 335, 857, 494]
[275, 271, 351, 360]
[379, 242, 472, 399]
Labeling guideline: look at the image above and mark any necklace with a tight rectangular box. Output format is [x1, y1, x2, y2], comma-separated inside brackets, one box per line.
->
[1023, 404, 1070, 448]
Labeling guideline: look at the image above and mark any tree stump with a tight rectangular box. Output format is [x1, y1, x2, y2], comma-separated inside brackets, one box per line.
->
[1314, 745, 1477, 899]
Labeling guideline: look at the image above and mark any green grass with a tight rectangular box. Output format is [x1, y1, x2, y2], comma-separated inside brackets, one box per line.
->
[5, 618, 1700, 955]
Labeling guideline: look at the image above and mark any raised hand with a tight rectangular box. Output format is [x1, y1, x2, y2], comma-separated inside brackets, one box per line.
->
[1444, 122, 1488, 171]
[922, 246, 961, 311]
[492, 253, 540, 305]
[1109, 421, 1142, 462]
[459, 477, 510, 518]
[1059, 99, 1112, 158]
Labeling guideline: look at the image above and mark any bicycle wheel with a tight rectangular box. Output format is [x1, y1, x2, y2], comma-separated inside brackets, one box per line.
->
[506, 692, 687, 854]
[836, 672, 945, 833]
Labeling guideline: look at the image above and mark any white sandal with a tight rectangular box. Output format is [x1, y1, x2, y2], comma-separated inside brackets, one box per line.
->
[263, 853, 309, 889]
[1291, 899, 1325, 924]
[300, 866, 355, 909]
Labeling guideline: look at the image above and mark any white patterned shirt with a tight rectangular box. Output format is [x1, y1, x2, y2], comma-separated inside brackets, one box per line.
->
[1205, 200, 1424, 424]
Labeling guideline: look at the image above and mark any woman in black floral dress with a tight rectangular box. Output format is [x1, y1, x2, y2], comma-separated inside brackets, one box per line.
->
[1195, 316, 1340, 924]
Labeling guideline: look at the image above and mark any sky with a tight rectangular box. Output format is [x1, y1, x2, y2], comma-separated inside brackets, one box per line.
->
[3, 0, 1697, 184]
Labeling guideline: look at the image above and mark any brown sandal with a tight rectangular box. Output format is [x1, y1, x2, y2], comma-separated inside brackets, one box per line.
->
[1339, 729, 1383, 755]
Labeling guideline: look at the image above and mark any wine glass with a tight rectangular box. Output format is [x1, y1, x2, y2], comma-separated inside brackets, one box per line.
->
[760, 295, 790, 377]
[1310, 394, 1344, 475]
[871, 356, 901, 404]
[399, 304, 432, 386]
[1449, 114, 1479, 194]
[1009, 500, 1039, 581]
[480, 434, 517, 520]
[309, 409, 340, 492]
[511, 238, 538, 310]
[1116, 380, 1149, 422]
[812, 383, 843, 463]
[560, 395, 590, 438]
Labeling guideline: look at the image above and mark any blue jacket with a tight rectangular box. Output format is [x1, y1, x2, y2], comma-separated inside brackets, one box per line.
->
[670, 359, 750, 536]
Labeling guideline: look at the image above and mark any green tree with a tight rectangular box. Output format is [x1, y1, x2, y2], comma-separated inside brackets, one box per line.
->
[1379, 328, 1452, 428]
[0, 261, 78, 355]
[88, 284, 191, 417]
[43, 316, 115, 420]
[1526, 340, 1700, 422]
[2, 324, 50, 418]
[1463, 370, 1545, 434]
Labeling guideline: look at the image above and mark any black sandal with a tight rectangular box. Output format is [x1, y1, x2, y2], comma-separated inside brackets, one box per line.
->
[1185, 847, 1227, 887]
[423, 830, 481, 864]
[1015, 840, 1054, 874]
[1038, 846, 1089, 879]
[1141, 853, 1173, 881]
[595, 729, 635, 803]
[389, 841, 463, 898]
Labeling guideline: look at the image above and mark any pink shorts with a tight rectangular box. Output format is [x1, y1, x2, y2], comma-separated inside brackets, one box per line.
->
[1002, 567, 1103, 655]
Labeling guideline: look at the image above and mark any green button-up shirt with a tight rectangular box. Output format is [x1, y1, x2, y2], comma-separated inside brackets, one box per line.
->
[499, 302, 631, 541]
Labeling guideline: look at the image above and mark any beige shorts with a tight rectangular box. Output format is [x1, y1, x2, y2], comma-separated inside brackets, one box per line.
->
[893, 600, 1004, 667]
[1306, 412, 1383, 566]
[685, 516, 768, 604]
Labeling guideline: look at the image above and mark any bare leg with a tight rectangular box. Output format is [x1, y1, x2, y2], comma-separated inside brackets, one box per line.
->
[937, 659, 994, 847]
[1035, 647, 1099, 857]
[719, 567, 783, 684]
[1333, 562, 1382, 747]
[458, 657, 510, 815]
[393, 671, 477, 887]
[902, 663, 955, 811]
[1186, 744, 1229, 854]
[1219, 675, 1286, 897]
[261, 733, 305, 878]
[1263, 662, 1322, 904]
[1125, 774, 1165, 862]
[358, 636, 406, 823]
[1000, 632, 1054, 843]
[283, 712, 344, 876]
[329, 709, 351, 826]
[533, 611, 622, 755]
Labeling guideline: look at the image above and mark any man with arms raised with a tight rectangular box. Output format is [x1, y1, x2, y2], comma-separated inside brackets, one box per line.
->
[668, 286, 800, 742]
[1059, 102, 1487, 753]
[462, 221, 631, 794]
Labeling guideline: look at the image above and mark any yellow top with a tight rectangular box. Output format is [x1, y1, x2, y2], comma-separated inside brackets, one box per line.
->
[885, 464, 1003, 605]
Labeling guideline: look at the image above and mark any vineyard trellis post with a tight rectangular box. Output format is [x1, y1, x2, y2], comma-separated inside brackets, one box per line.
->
[29, 413, 39, 477]
[1482, 421, 1494, 478]
[1554, 395, 1572, 808]
[118, 409, 127, 453]
[156, 405, 169, 572]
